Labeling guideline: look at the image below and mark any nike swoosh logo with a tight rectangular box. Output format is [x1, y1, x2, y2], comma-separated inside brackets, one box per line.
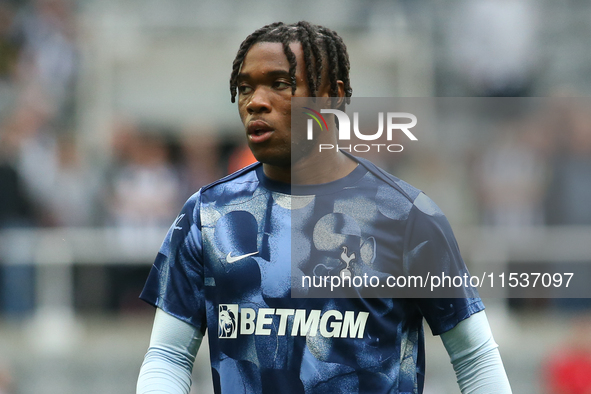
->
[226, 251, 258, 263]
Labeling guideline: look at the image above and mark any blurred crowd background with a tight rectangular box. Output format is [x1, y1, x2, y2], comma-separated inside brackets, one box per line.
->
[1, 0, 591, 393]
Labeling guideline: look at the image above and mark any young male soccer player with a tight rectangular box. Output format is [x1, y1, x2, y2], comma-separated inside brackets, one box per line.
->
[137, 21, 512, 393]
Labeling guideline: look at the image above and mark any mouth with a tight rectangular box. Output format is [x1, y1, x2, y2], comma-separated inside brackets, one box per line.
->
[247, 120, 274, 144]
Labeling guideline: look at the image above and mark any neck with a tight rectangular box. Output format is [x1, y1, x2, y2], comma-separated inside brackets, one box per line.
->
[262, 118, 357, 184]
[263, 150, 357, 185]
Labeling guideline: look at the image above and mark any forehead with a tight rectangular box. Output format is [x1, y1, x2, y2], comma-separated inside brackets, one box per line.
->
[240, 41, 304, 75]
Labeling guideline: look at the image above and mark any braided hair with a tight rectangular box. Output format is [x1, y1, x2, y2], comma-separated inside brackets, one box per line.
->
[230, 21, 353, 109]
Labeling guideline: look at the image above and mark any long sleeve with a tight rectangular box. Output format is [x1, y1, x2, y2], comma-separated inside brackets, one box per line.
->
[440, 311, 512, 393]
[137, 308, 203, 394]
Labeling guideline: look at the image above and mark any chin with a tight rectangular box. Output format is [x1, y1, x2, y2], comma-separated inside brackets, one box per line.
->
[251, 150, 291, 168]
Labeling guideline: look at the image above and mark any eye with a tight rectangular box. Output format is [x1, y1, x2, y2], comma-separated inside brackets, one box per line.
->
[273, 81, 290, 90]
[238, 85, 253, 95]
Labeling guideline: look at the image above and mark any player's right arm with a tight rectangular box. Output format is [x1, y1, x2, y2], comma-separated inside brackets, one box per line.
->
[137, 308, 202, 394]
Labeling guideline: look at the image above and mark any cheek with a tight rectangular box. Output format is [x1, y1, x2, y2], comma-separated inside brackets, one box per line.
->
[280, 108, 292, 130]
[280, 102, 291, 118]
[237, 103, 248, 122]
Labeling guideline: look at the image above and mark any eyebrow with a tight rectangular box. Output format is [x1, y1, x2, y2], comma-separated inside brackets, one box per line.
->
[237, 69, 291, 81]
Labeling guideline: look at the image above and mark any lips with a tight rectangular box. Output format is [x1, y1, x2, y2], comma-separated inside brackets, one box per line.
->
[247, 120, 274, 144]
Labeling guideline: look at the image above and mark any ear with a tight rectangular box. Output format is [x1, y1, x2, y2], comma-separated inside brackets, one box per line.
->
[334, 80, 345, 109]
[317, 78, 346, 108]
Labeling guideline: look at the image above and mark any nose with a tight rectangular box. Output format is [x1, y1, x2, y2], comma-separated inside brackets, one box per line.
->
[246, 87, 271, 114]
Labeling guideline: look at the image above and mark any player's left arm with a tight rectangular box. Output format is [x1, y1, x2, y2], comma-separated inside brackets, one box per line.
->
[440, 310, 512, 393]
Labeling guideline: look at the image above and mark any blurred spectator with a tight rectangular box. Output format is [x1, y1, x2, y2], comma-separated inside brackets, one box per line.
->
[106, 125, 182, 228]
[535, 100, 591, 311]
[475, 116, 547, 227]
[101, 123, 183, 313]
[2, 92, 98, 228]
[448, 0, 540, 97]
[43, 134, 100, 226]
[0, 2, 21, 83]
[543, 314, 591, 394]
[14, 0, 77, 116]
[2, 92, 59, 225]
[0, 155, 36, 315]
[0, 93, 42, 316]
[545, 104, 591, 225]
[180, 129, 223, 197]
[0, 155, 33, 227]
[0, 0, 79, 228]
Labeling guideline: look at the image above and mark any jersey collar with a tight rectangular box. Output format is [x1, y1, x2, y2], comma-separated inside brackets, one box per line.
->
[255, 161, 367, 196]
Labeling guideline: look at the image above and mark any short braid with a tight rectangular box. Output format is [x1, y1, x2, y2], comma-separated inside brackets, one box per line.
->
[279, 32, 298, 96]
[332, 33, 353, 103]
[230, 21, 352, 107]
[295, 23, 317, 96]
[319, 27, 353, 106]
[299, 21, 324, 92]
[320, 28, 339, 99]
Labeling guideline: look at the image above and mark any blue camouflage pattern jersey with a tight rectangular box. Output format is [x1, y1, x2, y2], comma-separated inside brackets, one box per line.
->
[140, 156, 484, 394]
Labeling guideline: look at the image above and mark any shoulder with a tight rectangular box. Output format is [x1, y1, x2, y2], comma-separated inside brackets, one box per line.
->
[200, 161, 261, 193]
[198, 162, 262, 201]
[179, 162, 263, 214]
[354, 156, 422, 203]
[162, 165, 262, 251]
[176, 162, 264, 231]
[352, 155, 439, 222]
